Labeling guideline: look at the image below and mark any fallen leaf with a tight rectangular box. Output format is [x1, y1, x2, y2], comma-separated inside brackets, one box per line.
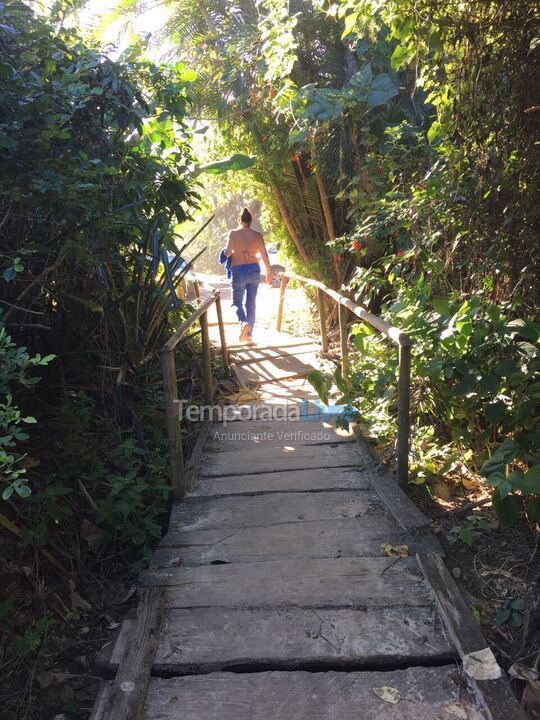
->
[372, 686, 400, 704]
[509, 663, 538, 682]
[381, 542, 409, 557]
[462, 647, 501, 680]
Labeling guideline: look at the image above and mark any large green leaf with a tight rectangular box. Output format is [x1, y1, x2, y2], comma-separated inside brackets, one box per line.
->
[367, 74, 398, 107]
[492, 488, 520, 527]
[193, 154, 255, 177]
[481, 439, 518, 476]
[511, 465, 540, 495]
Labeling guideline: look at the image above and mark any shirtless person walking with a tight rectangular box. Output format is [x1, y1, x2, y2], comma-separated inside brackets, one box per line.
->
[224, 208, 273, 341]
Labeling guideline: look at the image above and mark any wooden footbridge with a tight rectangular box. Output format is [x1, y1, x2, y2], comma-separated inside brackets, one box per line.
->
[92, 273, 524, 720]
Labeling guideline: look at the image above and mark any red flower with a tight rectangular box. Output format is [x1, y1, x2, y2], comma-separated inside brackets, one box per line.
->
[291, 152, 301, 162]
[446, 378, 455, 386]
[396, 250, 405, 256]
[351, 240, 361, 252]
[261, 135, 268, 142]
[306, 162, 313, 170]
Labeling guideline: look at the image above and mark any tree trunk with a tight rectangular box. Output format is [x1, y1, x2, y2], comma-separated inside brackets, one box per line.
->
[270, 180, 310, 264]
[315, 174, 341, 284]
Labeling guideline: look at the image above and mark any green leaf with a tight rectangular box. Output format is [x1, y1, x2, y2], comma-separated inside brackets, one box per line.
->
[15, 484, 31, 498]
[481, 439, 518, 476]
[307, 370, 329, 405]
[367, 74, 398, 107]
[432, 297, 450, 315]
[498, 479, 513, 500]
[2, 486, 14, 501]
[492, 488, 520, 527]
[484, 401, 505, 425]
[511, 465, 540, 494]
[459, 527, 472, 546]
[526, 497, 540, 522]
[509, 611, 523, 628]
[494, 359, 519, 377]
[193, 154, 255, 177]
[427, 120, 441, 144]
[341, 11, 359, 38]
[390, 43, 415, 70]
[478, 374, 500, 394]
[494, 607, 511, 626]
[452, 374, 476, 395]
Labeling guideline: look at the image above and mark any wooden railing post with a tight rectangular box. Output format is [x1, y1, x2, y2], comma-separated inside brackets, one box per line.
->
[160, 349, 185, 499]
[215, 293, 229, 367]
[199, 309, 214, 404]
[396, 341, 411, 489]
[339, 302, 349, 375]
[276, 274, 288, 332]
[316, 287, 328, 353]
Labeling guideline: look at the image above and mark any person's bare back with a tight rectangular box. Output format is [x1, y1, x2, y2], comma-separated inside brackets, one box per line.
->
[225, 226, 273, 280]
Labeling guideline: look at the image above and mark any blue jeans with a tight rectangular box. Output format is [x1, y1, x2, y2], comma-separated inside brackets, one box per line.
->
[231, 267, 260, 334]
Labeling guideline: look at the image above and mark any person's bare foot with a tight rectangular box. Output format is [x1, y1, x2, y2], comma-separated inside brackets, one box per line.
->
[239, 323, 252, 342]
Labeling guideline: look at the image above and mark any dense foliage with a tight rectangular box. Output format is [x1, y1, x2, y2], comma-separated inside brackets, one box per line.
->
[0, 0, 200, 557]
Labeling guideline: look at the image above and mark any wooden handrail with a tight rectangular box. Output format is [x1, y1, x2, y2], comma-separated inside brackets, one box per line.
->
[162, 293, 218, 352]
[277, 270, 412, 489]
[280, 271, 411, 347]
[160, 278, 228, 499]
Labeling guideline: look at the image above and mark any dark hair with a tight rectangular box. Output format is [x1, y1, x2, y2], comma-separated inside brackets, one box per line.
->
[240, 208, 252, 225]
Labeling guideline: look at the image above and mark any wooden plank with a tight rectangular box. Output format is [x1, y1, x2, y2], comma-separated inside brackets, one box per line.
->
[351, 423, 430, 531]
[202, 442, 367, 476]
[141, 557, 431, 608]
[169, 490, 382, 531]
[187, 467, 370, 497]
[91, 588, 164, 720]
[106, 606, 452, 674]
[143, 667, 484, 720]
[418, 552, 527, 720]
[230, 343, 321, 364]
[184, 419, 211, 487]
[208, 325, 316, 350]
[366, 465, 430, 531]
[156, 517, 439, 565]
[231, 352, 320, 385]
[206, 419, 354, 452]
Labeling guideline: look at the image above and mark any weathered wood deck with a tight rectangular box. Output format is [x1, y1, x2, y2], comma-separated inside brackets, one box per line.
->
[93, 307, 525, 720]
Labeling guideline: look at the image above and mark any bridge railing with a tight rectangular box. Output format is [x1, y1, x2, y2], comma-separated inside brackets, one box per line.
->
[160, 276, 227, 499]
[276, 270, 412, 489]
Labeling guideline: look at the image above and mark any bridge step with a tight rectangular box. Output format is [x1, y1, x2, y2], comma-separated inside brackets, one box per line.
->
[201, 442, 367, 476]
[104, 606, 453, 674]
[142, 668, 483, 720]
[141, 556, 431, 608]
[168, 490, 383, 532]
[186, 467, 369, 498]
[155, 517, 428, 565]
